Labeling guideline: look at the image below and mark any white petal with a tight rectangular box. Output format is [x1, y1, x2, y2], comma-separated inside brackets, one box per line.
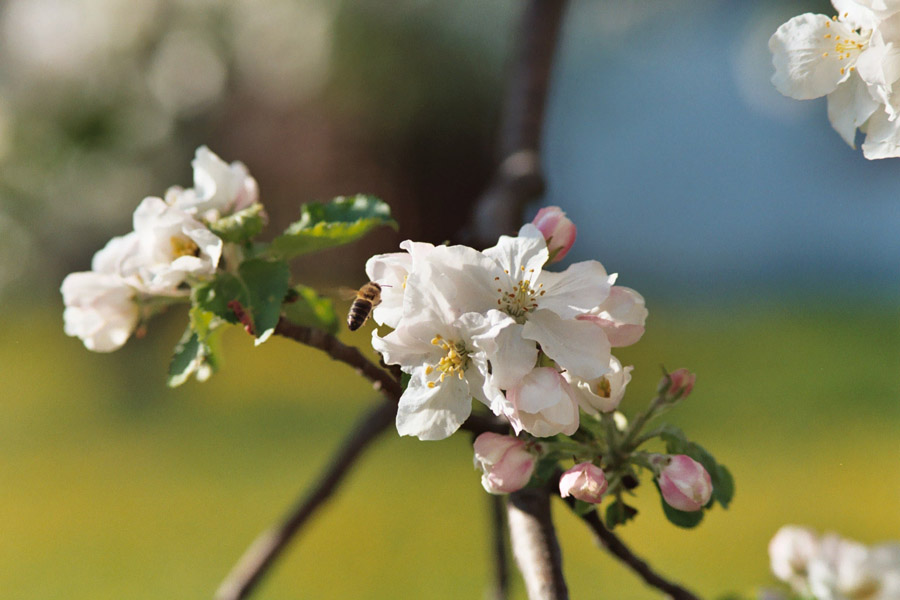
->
[91, 232, 141, 276]
[370, 319, 443, 371]
[536, 260, 610, 319]
[522, 309, 611, 380]
[827, 70, 880, 146]
[395, 371, 472, 440]
[467, 316, 536, 390]
[770, 13, 858, 100]
[861, 106, 900, 157]
[483, 224, 548, 280]
[406, 244, 498, 319]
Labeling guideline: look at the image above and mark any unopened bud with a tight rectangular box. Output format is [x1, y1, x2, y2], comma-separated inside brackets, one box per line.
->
[473, 433, 536, 495]
[532, 206, 576, 263]
[660, 368, 695, 399]
[654, 454, 712, 512]
[559, 462, 608, 503]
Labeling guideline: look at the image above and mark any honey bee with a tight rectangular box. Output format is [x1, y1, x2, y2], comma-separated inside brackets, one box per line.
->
[347, 282, 382, 331]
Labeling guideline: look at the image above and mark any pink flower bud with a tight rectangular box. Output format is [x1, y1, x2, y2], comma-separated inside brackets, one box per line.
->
[662, 368, 695, 399]
[656, 455, 712, 512]
[531, 206, 576, 263]
[559, 462, 608, 503]
[473, 433, 536, 495]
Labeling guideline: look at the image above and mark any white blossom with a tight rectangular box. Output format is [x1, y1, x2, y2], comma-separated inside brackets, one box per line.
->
[364, 240, 434, 329]
[564, 355, 633, 415]
[166, 146, 260, 221]
[61, 271, 139, 352]
[499, 367, 580, 437]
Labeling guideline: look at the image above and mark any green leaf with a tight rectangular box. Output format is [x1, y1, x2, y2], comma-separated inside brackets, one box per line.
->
[207, 203, 266, 243]
[571, 499, 597, 516]
[238, 258, 291, 344]
[167, 325, 223, 387]
[655, 481, 705, 528]
[192, 274, 247, 324]
[713, 464, 735, 509]
[605, 499, 638, 529]
[268, 195, 397, 259]
[282, 284, 339, 335]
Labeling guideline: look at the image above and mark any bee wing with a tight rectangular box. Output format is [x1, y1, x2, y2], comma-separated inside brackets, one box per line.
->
[336, 286, 361, 301]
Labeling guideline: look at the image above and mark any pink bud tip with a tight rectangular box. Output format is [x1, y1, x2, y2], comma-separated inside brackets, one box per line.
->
[559, 462, 608, 503]
[657, 455, 712, 512]
[473, 433, 536, 495]
[665, 368, 696, 399]
[532, 206, 576, 263]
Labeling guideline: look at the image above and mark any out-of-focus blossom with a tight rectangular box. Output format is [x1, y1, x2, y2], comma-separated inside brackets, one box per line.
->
[565, 355, 633, 415]
[61, 271, 139, 352]
[531, 206, 576, 263]
[473, 432, 536, 494]
[500, 367, 580, 437]
[166, 146, 260, 222]
[655, 454, 712, 512]
[559, 462, 608, 503]
[770, 526, 900, 600]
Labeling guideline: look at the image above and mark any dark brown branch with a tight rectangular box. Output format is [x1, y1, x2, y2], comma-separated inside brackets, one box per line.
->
[273, 317, 403, 402]
[552, 472, 701, 600]
[214, 399, 396, 600]
[466, 0, 569, 246]
[507, 487, 569, 600]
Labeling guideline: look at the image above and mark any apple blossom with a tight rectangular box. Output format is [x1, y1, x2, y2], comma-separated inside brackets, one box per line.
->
[166, 146, 260, 221]
[531, 206, 576, 263]
[564, 355, 633, 415]
[473, 432, 536, 494]
[655, 454, 712, 512]
[769, 525, 821, 594]
[61, 271, 140, 352]
[364, 240, 435, 328]
[559, 462, 608, 503]
[769, 2, 900, 158]
[499, 367, 580, 437]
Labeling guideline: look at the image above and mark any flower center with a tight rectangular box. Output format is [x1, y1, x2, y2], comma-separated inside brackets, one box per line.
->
[495, 267, 546, 322]
[170, 236, 200, 259]
[823, 18, 869, 76]
[425, 334, 468, 388]
[595, 376, 612, 399]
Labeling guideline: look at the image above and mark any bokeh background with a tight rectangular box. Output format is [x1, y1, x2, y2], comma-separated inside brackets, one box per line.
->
[2, 0, 898, 598]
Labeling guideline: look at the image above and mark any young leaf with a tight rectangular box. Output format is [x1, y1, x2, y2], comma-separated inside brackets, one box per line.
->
[605, 499, 638, 529]
[282, 284, 339, 335]
[192, 274, 247, 324]
[267, 195, 397, 259]
[713, 464, 735, 508]
[238, 258, 291, 344]
[167, 325, 223, 387]
[207, 203, 266, 243]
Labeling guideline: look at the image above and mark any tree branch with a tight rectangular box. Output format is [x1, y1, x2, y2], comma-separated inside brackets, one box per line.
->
[214, 399, 396, 600]
[507, 487, 569, 600]
[489, 489, 511, 600]
[466, 0, 569, 246]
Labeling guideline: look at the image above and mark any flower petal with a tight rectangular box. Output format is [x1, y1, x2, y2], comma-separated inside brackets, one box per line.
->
[861, 106, 900, 157]
[826, 70, 880, 146]
[522, 309, 611, 380]
[395, 370, 472, 440]
[770, 13, 857, 100]
[483, 224, 548, 280]
[536, 260, 610, 319]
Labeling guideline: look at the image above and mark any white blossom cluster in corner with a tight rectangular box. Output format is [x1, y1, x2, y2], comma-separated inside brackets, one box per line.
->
[366, 207, 647, 440]
[61, 147, 261, 352]
[770, 0, 900, 159]
[770, 525, 900, 599]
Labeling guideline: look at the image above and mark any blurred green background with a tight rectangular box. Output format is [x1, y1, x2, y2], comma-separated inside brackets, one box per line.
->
[1, 0, 898, 598]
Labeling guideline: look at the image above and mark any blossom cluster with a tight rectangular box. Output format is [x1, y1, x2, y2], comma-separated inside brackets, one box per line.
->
[366, 207, 647, 441]
[770, 0, 900, 158]
[769, 525, 900, 599]
[61, 147, 261, 352]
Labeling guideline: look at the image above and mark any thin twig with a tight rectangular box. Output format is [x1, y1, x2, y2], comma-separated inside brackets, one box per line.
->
[553, 472, 701, 600]
[466, 0, 570, 246]
[507, 487, 569, 600]
[214, 400, 396, 600]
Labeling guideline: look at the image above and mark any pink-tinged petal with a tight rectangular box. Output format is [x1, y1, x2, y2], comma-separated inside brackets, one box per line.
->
[559, 463, 608, 503]
[657, 455, 712, 512]
[503, 368, 580, 437]
[770, 13, 858, 100]
[536, 261, 610, 319]
[522, 309, 611, 380]
[531, 206, 577, 263]
[565, 356, 632, 415]
[473, 433, 536, 494]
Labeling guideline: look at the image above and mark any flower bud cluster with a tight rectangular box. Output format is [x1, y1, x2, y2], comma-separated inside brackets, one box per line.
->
[769, 526, 900, 599]
[366, 206, 647, 441]
[61, 147, 262, 351]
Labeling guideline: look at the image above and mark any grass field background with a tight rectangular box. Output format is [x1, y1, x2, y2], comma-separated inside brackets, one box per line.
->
[2, 297, 898, 599]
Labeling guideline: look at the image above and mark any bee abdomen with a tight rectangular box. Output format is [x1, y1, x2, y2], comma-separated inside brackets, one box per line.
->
[347, 299, 373, 331]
